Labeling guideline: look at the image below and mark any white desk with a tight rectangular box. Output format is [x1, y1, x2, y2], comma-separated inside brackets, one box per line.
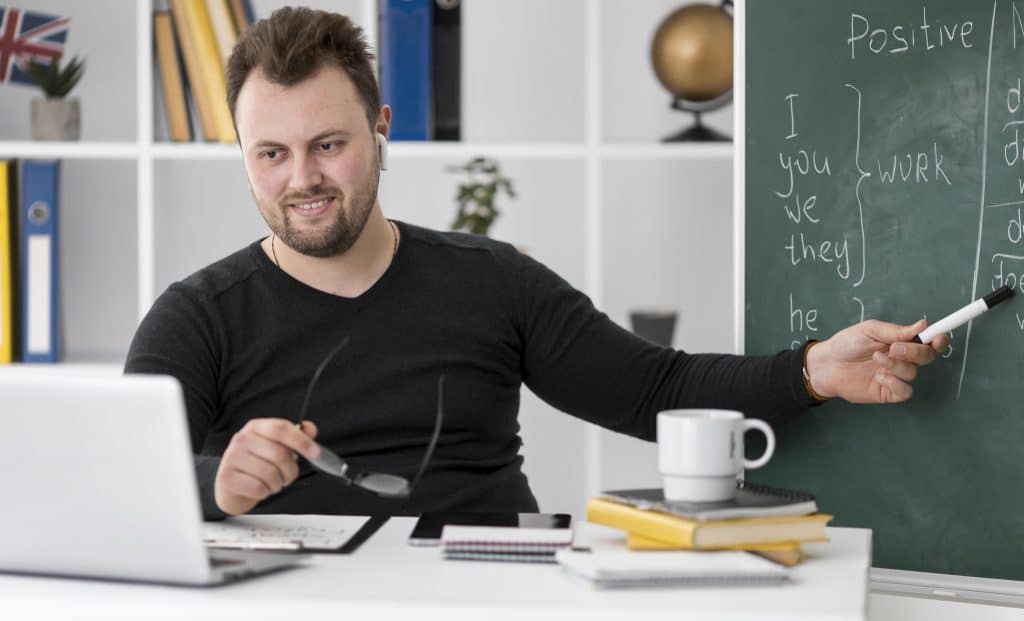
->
[3, 519, 870, 621]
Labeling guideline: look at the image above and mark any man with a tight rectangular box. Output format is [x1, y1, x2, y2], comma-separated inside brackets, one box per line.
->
[125, 7, 947, 519]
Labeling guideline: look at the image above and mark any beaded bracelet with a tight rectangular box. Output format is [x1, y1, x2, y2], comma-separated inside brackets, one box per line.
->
[802, 340, 831, 402]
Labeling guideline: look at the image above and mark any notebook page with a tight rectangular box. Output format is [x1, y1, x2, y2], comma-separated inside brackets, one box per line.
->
[203, 514, 370, 549]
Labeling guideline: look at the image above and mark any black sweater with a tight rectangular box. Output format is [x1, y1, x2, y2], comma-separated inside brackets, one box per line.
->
[125, 221, 815, 519]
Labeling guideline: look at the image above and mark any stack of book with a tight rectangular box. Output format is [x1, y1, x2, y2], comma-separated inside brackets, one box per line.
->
[587, 482, 832, 567]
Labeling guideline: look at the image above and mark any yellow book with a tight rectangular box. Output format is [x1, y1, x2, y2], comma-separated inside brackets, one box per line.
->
[0, 160, 11, 363]
[626, 532, 800, 552]
[154, 11, 192, 142]
[169, 0, 217, 141]
[227, 0, 250, 35]
[204, 0, 237, 66]
[750, 547, 804, 567]
[627, 533, 805, 567]
[180, 0, 236, 143]
[587, 497, 832, 549]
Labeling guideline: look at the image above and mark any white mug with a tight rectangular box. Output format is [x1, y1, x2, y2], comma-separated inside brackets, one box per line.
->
[657, 409, 775, 502]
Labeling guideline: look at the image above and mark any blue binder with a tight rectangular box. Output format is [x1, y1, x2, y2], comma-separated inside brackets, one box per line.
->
[379, 0, 433, 140]
[19, 160, 59, 363]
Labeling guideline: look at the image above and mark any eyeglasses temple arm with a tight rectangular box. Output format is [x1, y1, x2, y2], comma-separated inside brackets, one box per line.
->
[296, 336, 351, 425]
[407, 374, 445, 492]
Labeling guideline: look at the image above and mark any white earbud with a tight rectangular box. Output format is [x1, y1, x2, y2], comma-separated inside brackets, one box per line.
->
[376, 132, 389, 171]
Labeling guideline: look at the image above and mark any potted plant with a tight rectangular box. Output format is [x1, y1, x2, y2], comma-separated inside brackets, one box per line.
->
[26, 54, 85, 141]
[448, 157, 516, 236]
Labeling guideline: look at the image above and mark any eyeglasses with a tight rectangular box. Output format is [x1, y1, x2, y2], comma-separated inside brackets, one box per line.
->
[296, 336, 445, 499]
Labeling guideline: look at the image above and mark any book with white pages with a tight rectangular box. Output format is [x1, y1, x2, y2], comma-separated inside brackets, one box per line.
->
[556, 548, 790, 589]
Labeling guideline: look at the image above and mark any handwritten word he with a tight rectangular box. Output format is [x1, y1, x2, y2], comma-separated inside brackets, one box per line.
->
[788, 293, 819, 349]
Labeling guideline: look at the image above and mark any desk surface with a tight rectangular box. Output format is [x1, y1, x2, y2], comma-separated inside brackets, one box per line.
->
[3, 519, 870, 621]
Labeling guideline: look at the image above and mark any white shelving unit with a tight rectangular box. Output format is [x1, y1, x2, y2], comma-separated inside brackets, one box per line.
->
[0, 0, 736, 517]
[0, 141, 139, 159]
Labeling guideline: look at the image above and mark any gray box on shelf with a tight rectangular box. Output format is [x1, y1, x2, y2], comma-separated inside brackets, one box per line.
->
[629, 309, 677, 347]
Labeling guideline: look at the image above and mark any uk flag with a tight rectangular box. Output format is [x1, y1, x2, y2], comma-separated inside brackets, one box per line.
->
[0, 6, 70, 87]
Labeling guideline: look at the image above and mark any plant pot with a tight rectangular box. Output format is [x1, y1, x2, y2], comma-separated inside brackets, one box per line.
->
[31, 97, 80, 141]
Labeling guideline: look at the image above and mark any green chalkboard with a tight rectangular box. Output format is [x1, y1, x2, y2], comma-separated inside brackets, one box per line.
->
[744, 0, 1024, 579]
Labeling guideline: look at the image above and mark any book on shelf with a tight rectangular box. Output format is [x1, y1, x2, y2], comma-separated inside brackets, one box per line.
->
[379, 0, 433, 140]
[431, 0, 461, 141]
[0, 159, 19, 364]
[227, 0, 254, 35]
[18, 160, 61, 364]
[204, 0, 238, 66]
[169, 0, 217, 141]
[154, 10, 193, 142]
[586, 497, 831, 550]
[183, 0, 236, 143]
[599, 481, 818, 521]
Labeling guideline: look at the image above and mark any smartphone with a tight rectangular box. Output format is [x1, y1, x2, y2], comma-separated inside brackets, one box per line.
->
[407, 511, 572, 546]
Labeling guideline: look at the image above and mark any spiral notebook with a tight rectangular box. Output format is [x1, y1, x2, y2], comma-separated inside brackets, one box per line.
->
[440, 525, 574, 563]
[600, 481, 817, 522]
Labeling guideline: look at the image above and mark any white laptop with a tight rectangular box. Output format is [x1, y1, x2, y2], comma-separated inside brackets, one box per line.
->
[0, 371, 308, 586]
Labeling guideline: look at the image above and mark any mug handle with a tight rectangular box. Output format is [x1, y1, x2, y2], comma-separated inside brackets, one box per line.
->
[742, 419, 775, 470]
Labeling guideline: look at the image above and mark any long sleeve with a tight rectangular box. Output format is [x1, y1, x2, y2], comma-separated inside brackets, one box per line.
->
[514, 251, 817, 441]
[124, 284, 228, 520]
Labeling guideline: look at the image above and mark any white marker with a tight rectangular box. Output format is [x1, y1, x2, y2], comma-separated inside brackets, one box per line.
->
[913, 285, 1014, 344]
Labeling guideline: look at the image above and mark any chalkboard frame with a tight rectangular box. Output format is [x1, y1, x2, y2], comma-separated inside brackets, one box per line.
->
[733, 0, 1024, 605]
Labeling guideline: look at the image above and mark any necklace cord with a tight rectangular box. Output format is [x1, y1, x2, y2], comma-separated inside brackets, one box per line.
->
[270, 220, 398, 269]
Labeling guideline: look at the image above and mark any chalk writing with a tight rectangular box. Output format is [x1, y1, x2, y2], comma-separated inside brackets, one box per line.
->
[876, 143, 951, 185]
[848, 7, 974, 59]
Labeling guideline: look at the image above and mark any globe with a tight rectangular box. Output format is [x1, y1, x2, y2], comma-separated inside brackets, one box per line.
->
[650, 2, 733, 141]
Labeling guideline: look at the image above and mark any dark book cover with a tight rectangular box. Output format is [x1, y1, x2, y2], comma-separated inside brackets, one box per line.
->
[432, 0, 461, 141]
[601, 481, 817, 522]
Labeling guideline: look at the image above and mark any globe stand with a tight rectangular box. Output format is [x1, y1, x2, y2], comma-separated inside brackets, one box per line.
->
[662, 92, 732, 143]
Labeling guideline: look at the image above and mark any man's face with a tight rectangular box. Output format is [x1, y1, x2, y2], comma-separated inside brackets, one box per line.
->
[235, 64, 381, 258]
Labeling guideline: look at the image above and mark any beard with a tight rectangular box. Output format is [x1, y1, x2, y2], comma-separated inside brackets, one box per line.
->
[257, 164, 380, 259]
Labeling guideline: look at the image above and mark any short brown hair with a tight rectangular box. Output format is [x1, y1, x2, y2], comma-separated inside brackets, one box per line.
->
[225, 7, 380, 129]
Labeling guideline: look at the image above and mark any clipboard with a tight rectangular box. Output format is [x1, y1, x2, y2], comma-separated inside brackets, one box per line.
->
[203, 514, 389, 554]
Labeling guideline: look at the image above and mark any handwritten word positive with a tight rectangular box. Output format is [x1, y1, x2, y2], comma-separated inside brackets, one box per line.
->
[848, 7, 974, 59]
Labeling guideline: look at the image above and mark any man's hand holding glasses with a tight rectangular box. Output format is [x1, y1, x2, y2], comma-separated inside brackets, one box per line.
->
[212, 336, 444, 516]
[214, 418, 322, 516]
